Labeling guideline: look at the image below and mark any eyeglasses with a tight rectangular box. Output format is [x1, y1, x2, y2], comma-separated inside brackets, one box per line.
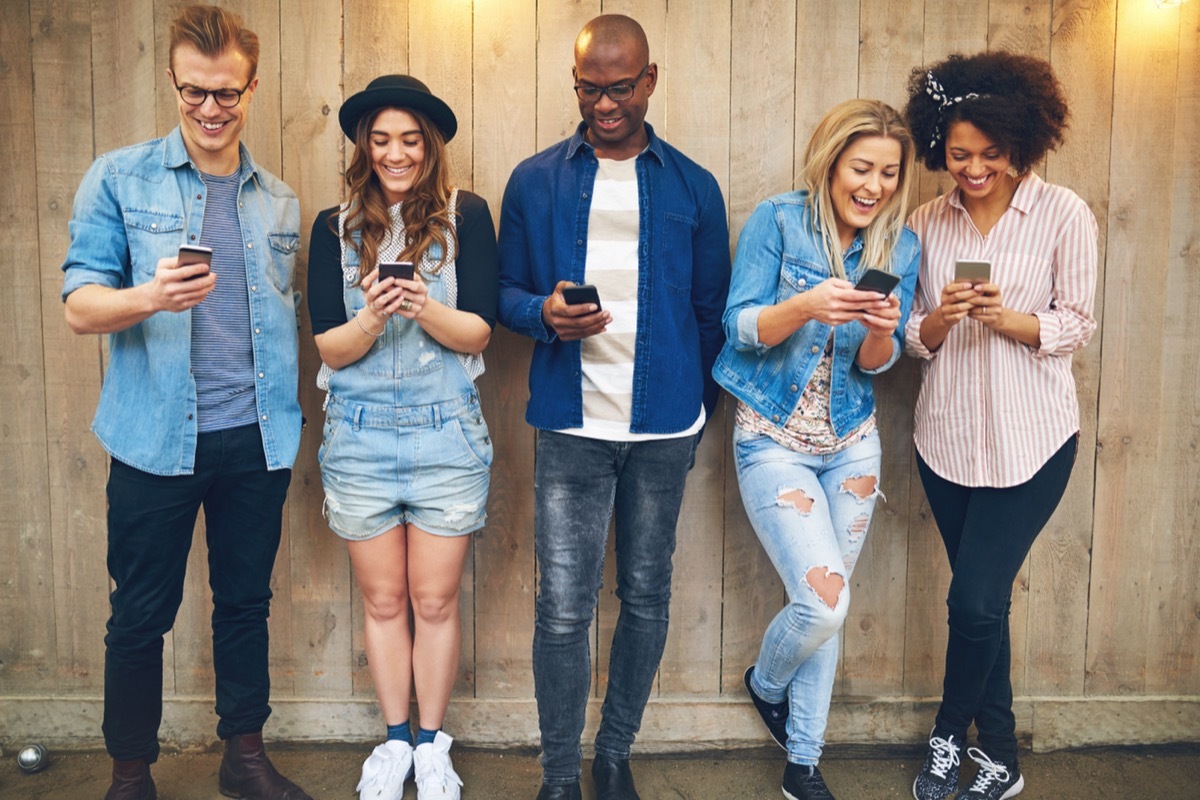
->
[573, 65, 649, 103]
[173, 78, 253, 108]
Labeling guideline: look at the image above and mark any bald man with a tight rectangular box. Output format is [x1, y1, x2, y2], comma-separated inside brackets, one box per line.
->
[497, 14, 730, 800]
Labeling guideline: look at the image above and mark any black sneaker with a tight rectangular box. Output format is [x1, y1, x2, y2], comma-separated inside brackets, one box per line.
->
[744, 666, 788, 749]
[912, 729, 962, 800]
[955, 748, 1023, 799]
[782, 762, 835, 800]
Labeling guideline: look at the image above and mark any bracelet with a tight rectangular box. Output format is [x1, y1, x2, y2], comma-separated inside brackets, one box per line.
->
[355, 312, 385, 337]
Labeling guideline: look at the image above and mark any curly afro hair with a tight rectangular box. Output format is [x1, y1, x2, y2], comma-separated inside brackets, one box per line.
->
[903, 51, 1069, 175]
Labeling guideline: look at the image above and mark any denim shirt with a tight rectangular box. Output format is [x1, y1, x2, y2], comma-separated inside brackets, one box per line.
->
[497, 122, 731, 435]
[61, 127, 302, 475]
[712, 191, 920, 436]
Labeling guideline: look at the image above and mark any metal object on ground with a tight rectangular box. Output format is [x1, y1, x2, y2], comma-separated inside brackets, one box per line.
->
[17, 743, 50, 774]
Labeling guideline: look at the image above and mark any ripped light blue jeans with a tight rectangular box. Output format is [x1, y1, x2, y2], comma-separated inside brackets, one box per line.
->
[733, 425, 882, 766]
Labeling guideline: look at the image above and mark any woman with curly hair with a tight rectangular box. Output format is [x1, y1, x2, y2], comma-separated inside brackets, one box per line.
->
[714, 98, 920, 800]
[307, 75, 498, 800]
[902, 52, 1098, 800]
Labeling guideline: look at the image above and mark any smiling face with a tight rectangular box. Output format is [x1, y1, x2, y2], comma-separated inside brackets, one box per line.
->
[367, 108, 426, 205]
[829, 135, 903, 249]
[944, 120, 1014, 204]
[169, 44, 255, 175]
[572, 38, 656, 160]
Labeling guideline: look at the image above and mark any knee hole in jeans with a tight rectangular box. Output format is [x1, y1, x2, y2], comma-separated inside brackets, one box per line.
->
[805, 565, 845, 610]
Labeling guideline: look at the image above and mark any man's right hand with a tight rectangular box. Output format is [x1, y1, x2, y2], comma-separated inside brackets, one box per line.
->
[150, 255, 217, 312]
[542, 280, 612, 341]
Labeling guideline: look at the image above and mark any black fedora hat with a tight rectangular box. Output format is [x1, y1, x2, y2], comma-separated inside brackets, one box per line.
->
[338, 75, 458, 142]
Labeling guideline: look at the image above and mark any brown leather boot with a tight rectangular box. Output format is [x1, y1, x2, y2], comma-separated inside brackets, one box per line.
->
[104, 758, 157, 800]
[218, 731, 312, 800]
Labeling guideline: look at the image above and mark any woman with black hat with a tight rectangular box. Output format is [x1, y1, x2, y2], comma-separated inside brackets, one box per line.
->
[308, 74, 498, 800]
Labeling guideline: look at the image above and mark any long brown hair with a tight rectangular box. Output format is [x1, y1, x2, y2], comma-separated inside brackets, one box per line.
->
[340, 107, 457, 285]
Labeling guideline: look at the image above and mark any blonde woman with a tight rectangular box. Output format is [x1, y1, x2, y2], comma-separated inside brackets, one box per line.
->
[713, 99, 920, 800]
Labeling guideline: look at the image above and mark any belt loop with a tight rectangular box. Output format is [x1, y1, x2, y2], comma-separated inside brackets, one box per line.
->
[433, 405, 442, 431]
[353, 405, 364, 432]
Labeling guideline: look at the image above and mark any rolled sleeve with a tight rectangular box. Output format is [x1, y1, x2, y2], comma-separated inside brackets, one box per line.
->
[722, 200, 784, 354]
[1033, 204, 1098, 358]
[62, 158, 129, 300]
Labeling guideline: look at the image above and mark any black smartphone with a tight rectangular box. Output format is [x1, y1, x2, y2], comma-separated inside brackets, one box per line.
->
[177, 245, 212, 279]
[854, 268, 900, 296]
[378, 261, 415, 282]
[562, 283, 602, 310]
[954, 259, 991, 283]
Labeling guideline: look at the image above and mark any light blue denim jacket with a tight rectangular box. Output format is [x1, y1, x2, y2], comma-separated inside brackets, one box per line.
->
[61, 127, 302, 475]
[712, 191, 920, 436]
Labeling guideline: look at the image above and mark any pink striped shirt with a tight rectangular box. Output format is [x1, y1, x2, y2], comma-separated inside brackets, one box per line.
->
[904, 172, 1098, 487]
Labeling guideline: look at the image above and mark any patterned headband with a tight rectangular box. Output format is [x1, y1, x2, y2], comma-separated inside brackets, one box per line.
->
[924, 71, 981, 148]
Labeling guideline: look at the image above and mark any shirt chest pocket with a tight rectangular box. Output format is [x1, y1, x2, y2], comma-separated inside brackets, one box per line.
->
[659, 212, 696, 293]
[777, 256, 827, 303]
[266, 232, 299, 292]
[123, 209, 185, 280]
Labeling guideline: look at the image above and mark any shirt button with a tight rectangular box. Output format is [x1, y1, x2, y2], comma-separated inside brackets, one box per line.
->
[772, 414, 780, 422]
[798, 278, 806, 286]
[261, 414, 268, 421]
[582, 192, 589, 199]
[196, 194, 202, 200]
[150, 223, 157, 230]
[258, 372, 265, 378]
[251, 285, 258, 292]
[255, 328, 261, 334]
[790, 384, 799, 392]
[190, 234, 196, 241]
[187, 414, 194, 420]
[576, 239, 583, 245]
[811, 346, 820, 354]
[247, 243, 253, 249]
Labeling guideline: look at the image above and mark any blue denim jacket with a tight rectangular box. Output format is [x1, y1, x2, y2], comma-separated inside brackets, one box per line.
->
[712, 191, 920, 435]
[497, 123, 731, 434]
[61, 127, 302, 475]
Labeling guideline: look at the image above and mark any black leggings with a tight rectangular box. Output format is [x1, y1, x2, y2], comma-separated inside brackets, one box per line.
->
[916, 435, 1077, 764]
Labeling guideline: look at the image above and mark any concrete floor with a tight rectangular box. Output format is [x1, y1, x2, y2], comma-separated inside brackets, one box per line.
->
[2, 743, 1197, 799]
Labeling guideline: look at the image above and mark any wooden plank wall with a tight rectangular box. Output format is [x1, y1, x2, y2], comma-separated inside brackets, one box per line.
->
[1, 0, 1198, 752]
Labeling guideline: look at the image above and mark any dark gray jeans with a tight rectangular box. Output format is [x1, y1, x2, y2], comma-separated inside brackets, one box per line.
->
[532, 430, 698, 785]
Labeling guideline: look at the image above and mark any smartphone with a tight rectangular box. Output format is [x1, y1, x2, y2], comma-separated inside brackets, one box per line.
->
[853, 268, 900, 296]
[954, 259, 991, 283]
[177, 245, 212, 279]
[562, 283, 602, 310]
[378, 261, 415, 282]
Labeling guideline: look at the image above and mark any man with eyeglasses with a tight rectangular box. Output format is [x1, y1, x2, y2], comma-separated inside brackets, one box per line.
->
[60, 5, 307, 800]
[497, 14, 730, 800]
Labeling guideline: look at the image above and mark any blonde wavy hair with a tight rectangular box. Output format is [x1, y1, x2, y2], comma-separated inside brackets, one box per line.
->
[340, 107, 457, 285]
[798, 99, 915, 279]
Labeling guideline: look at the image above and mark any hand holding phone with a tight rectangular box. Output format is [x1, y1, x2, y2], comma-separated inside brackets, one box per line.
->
[378, 261, 415, 282]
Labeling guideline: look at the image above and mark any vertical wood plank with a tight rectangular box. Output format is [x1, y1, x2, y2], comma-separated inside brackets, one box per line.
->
[1146, 0, 1199, 696]
[32, 0, 110, 697]
[720, 0, 796, 698]
[280, 0, 353, 700]
[850, 0, 923, 699]
[470, 0, 538, 701]
[655, 0, 731, 698]
[1026, 0, 1116, 696]
[536, 1, 598, 151]
[0, 0, 57, 695]
[1087, 0, 1179, 696]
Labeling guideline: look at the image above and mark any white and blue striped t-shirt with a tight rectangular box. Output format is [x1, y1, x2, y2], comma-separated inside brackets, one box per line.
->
[191, 170, 258, 432]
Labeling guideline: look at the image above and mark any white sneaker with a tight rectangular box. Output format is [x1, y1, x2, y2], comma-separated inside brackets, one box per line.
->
[413, 731, 463, 799]
[356, 739, 414, 800]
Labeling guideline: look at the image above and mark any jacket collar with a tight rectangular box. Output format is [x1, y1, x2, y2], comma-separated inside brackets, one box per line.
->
[566, 121, 665, 165]
[162, 125, 259, 182]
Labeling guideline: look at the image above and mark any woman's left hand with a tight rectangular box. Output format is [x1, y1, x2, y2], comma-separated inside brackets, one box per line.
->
[384, 273, 428, 320]
[966, 282, 1005, 329]
[860, 293, 901, 338]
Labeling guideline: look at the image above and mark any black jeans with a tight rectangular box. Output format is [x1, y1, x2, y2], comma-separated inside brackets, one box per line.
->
[102, 424, 291, 762]
[917, 435, 1076, 765]
[532, 430, 697, 784]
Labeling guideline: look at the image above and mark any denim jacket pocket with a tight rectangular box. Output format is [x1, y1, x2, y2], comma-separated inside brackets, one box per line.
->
[123, 209, 184, 279]
[778, 256, 827, 302]
[660, 212, 696, 293]
[266, 232, 299, 292]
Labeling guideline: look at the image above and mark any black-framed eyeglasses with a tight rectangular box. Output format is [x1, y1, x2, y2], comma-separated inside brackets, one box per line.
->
[573, 65, 649, 103]
[173, 78, 253, 108]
